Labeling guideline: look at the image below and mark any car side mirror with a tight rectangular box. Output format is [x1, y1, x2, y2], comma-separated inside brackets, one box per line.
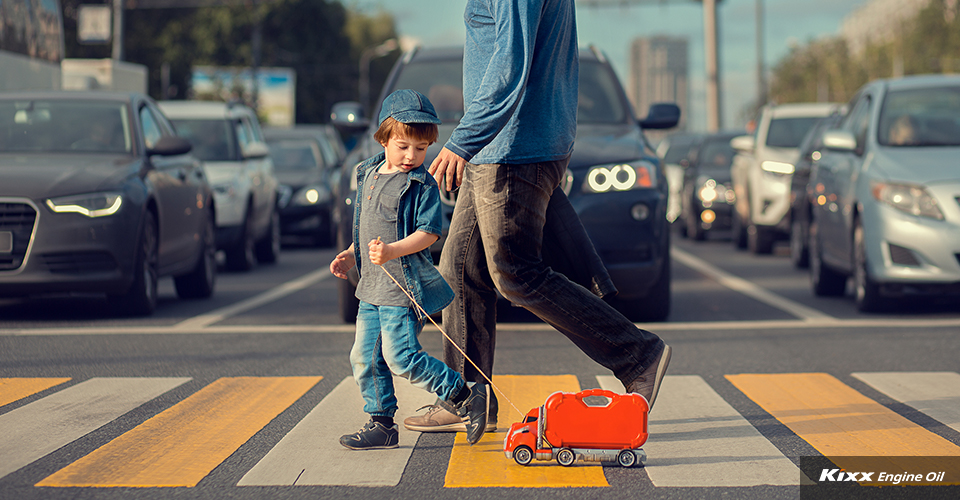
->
[730, 135, 755, 152]
[822, 130, 857, 152]
[242, 141, 270, 159]
[639, 103, 680, 130]
[148, 135, 192, 156]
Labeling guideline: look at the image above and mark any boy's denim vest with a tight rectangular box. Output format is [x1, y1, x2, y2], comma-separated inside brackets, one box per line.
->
[352, 152, 454, 316]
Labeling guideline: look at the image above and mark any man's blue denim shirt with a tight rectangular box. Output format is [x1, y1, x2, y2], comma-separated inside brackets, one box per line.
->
[352, 152, 454, 316]
[446, 0, 579, 165]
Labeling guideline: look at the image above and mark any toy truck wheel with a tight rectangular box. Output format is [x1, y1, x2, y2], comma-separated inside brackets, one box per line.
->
[513, 446, 533, 466]
[617, 450, 637, 467]
[556, 448, 576, 467]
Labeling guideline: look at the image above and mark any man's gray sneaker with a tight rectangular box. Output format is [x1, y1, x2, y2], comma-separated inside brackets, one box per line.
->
[339, 419, 399, 450]
[625, 344, 672, 411]
[403, 398, 497, 433]
[455, 382, 489, 445]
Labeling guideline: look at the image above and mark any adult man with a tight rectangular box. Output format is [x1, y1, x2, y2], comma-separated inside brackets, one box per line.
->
[405, 0, 671, 433]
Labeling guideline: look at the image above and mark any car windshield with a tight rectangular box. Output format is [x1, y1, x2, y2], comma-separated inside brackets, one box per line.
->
[389, 57, 627, 125]
[878, 86, 960, 147]
[0, 99, 131, 153]
[697, 139, 735, 172]
[170, 119, 238, 161]
[766, 117, 821, 148]
[268, 140, 320, 172]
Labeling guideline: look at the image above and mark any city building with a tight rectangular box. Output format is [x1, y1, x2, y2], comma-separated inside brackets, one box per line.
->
[626, 35, 689, 132]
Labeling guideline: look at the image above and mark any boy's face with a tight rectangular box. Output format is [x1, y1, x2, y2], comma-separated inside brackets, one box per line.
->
[381, 132, 430, 172]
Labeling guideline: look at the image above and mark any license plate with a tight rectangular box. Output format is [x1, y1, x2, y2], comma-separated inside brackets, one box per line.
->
[0, 231, 12, 253]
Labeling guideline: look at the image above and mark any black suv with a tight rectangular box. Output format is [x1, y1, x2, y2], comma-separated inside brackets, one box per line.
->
[332, 46, 679, 323]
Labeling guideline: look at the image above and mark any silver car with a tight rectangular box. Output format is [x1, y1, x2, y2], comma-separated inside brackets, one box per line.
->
[808, 74, 960, 311]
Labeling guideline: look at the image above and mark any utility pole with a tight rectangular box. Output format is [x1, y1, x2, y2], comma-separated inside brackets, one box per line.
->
[756, 0, 766, 108]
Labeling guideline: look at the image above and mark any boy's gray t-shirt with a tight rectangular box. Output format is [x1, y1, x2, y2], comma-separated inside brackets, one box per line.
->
[356, 164, 410, 307]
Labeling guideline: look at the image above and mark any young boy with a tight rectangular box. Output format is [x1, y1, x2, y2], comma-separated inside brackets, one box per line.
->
[329, 89, 489, 449]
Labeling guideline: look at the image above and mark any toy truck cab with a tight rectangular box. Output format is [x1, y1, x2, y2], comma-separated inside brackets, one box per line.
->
[504, 389, 649, 467]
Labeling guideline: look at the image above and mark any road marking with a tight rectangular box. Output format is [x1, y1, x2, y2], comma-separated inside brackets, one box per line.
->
[173, 267, 333, 329]
[597, 375, 800, 486]
[238, 376, 435, 487]
[672, 247, 835, 322]
[0, 377, 191, 481]
[37, 376, 321, 487]
[727, 373, 960, 484]
[445, 374, 609, 488]
[0, 377, 71, 407]
[853, 371, 960, 436]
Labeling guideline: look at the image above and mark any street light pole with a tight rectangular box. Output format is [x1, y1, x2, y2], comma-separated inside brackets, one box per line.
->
[703, 0, 720, 131]
[359, 39, 399, 118]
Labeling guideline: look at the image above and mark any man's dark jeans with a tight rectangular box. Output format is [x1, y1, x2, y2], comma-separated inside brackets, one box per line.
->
[439, 158, 665, 417]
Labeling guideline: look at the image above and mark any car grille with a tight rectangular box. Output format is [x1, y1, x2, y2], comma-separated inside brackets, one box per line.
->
[39, 252, 118, 274]
[0, 202, 37, 272]
[888, 243, 920, 267]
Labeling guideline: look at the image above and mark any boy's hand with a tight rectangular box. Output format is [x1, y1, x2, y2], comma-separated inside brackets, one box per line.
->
[367, 238, 393, 266]
[429, 147, 466, 192]
[329, 249, 356, 279]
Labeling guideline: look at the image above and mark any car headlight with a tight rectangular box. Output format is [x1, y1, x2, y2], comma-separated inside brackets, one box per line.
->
[293, 185, 329, 206]
[582, 162, 656, 193]
[46, 192, 123, 218]
[761, 161, 795, 175]
[871, 181, 944, 220]
[698, 178, 719, 203]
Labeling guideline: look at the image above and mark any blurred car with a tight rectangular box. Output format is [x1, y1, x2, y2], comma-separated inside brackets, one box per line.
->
[264, 126, 345, 247]
[679, 131, 742, 240]
[656, 132, 701, 225]
[159, 100, 280, 271]
[0, 91, 217, 315]
[786, 110, 845, 268]
[331, 45, 679, 323]
[730, 102, 840, 254]
[808, 74, 960, 312]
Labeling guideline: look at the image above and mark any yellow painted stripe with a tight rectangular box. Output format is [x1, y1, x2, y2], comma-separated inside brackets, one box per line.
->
[727, 373, 960, 484]
[445, 374, 609, 488]
[37, 376, 321, 488]
[0, 378, 71, 408]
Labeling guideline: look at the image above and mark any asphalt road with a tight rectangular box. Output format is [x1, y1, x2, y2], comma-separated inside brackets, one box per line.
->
[2, 230, 959, 500]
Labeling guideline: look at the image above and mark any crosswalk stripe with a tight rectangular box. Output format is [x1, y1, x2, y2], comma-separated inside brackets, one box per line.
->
[0, 377, 71, 408]
[597, 375, 801, 486]
[727, 373, 960, 484]
[36, 376, 321, 488]
[853, 372, 960, 436]
[238, 376, 435, 486]
[0, 377, 191, 481]
[444, 374, 609, 488]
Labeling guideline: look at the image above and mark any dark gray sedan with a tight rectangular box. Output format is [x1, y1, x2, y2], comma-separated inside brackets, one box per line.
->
[0, 91, 217, 315]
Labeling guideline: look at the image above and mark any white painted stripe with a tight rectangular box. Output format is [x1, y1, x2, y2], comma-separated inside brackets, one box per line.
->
[0, 377, 191, 480]
[6, 317, 960, 336]
[853, 372, 960, 435]
[598, 375, 800, 487]
[173, 267, 333, 329]
[238, 376, 436, 486]
[672, 247, 835, 321]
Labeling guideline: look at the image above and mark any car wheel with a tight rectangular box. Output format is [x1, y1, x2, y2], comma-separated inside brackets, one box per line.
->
[790, 217, 809, 269]
[256, 209, 280, 264]
[225, 208, 257, 271]
[110, 211, 158, 316]
[617, 449, 637, 468]
[854, 219, 886, 312]
[174, 208, 217, 299]
[731, 208, 748, 249]
[747, 223, 774, 254]
[556, 448, 576, 467]
[809, 219, 846, 296]
[613, 247, 671, 322]
[338, 276, 360, 323]
[513, 445, 533, 466]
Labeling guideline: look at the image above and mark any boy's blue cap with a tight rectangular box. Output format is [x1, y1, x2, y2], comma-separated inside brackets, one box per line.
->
[378, 89, 442, 126]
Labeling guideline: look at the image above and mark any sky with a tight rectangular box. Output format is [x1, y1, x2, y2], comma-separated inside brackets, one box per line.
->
[347, 0, 871, 131]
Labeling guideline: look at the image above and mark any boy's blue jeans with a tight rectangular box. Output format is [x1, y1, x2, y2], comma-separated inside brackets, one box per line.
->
[351, 301, 465, 418]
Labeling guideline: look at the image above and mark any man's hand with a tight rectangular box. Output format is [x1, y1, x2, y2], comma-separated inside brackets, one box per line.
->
[429, 147, 467, 192]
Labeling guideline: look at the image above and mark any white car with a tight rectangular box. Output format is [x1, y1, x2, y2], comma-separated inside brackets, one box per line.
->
[730, 102, 840, 254]
[159, 101, 280, 271]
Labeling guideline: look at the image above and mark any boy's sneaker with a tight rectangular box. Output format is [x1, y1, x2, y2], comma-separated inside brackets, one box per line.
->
[339, 419, 399, 450]
[625, 344, 672, 412]
[454, 382, 489, 445]
[403, 398, 498, 433]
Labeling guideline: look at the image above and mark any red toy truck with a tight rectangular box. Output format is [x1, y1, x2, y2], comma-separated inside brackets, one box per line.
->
[503, 389, 648, 467]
